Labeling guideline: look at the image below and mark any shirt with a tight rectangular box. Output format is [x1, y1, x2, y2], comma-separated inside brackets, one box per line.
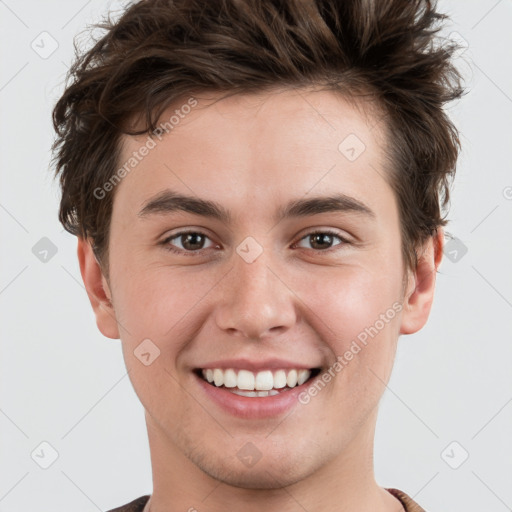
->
[106, 488, 425, 511]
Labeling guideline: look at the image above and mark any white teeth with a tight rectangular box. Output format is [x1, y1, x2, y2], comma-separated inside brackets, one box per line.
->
[255, 370, 273, 390]
[224, 368, 237, 388]
[273, 370, 287, 389]
[237, 369, 255, 390]
[258, 390, 280, 397]
[213, 368, 224, 387]
[231, 390, 258, 397]
[231, 389, 281, 397]
[286, 369, 298, 387]
[200, 367, 313, 392]
[297, 369, 310, 386]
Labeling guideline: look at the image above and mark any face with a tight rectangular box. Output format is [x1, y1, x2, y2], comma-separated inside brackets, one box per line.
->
[79, 87, 441, 489]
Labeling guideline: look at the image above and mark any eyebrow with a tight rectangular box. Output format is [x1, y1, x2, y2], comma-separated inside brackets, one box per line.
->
[138, 190, 376, 223]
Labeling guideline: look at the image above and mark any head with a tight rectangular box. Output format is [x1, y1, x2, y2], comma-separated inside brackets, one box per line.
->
[52, 0, 464, 490]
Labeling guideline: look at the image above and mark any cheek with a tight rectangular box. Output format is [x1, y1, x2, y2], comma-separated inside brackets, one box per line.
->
[110, 267, 200, 417]
[111, 264, 224, 352]
[303, 264, 402, 399]
[306, 263, 401, 340]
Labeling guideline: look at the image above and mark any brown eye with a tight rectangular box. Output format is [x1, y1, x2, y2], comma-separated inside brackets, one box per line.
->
[179, 232, 207, 250]
[163, 230, 216, 254]
[295, 230, 349, 251]
[309, 233, 335, 250]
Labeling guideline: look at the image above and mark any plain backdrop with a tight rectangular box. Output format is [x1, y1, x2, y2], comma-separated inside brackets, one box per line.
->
[1, 1, 511, 511]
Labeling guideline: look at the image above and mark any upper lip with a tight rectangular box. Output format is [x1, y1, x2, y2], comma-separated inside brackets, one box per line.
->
[195, 358, 321, 372]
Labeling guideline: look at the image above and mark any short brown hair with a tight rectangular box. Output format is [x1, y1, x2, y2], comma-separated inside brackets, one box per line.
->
[52, 0, 465, 275]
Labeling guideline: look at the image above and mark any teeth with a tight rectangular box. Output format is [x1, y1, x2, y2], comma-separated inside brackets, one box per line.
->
[297, 369, 310, 386]
[286, 369, 298, 387]
[231, 389, 281, 397]
[223, 368, 237, 388]
[231, 390, 258, 397]
[273, 370, 287, 389]
[255, 370, 273, 390]
[200, 368, 313, 391]
[213, 369, 224, 387]
[237, 370, 255, 390]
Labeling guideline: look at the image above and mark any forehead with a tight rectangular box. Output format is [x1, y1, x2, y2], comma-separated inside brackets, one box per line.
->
[115, 87, 392, 226]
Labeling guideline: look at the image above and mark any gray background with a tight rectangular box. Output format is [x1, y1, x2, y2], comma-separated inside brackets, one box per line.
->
[1, 0, 511, 510]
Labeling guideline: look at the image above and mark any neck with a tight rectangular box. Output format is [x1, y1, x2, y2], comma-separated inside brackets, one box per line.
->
[143, 409, 403, 512]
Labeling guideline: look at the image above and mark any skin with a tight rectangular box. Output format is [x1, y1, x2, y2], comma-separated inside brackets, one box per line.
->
[78, 87, 443, 512]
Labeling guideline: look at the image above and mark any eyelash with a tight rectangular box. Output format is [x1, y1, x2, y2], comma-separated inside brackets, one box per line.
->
[161, 229, 350, 256]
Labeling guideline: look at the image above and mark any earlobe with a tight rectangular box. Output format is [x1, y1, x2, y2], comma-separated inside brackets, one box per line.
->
[399, 228, 444, 335]
[77, 238, 120, 339]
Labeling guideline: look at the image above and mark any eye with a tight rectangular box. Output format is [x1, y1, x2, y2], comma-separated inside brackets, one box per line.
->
[161, 228, 350, 256]
[162, 230, 217, 255]
[294, 230, 350, 252]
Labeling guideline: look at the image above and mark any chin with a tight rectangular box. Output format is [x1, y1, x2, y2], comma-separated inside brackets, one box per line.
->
[191, 448, 312, 490]
[201, 462, 303, 490]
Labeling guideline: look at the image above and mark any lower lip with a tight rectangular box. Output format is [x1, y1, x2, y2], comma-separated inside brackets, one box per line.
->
[194, 372, 317, 419]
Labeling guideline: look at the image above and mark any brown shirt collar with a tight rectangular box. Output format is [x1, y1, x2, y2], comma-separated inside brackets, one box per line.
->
[108, 489, 426, 512]
[386, 488, 426, 512]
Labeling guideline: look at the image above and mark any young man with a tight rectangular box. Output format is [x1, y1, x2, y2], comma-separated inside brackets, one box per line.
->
[52, 0, 464, 510]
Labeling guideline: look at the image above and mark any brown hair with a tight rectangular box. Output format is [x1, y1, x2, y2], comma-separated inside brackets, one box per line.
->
[52, 0, 465, 275]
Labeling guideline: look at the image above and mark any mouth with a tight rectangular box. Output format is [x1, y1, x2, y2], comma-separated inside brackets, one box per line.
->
[194, 367, 322, 397]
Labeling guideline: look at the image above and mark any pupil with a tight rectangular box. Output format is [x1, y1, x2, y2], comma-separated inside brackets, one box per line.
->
[311, 233, 332, 250]
[183, 233, 203, 250]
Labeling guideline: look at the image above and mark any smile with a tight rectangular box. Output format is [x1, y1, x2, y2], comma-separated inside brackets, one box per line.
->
[197, 367, 321, 397]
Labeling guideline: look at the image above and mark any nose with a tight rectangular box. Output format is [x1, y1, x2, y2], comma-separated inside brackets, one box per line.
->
[214, 249, 298, 340]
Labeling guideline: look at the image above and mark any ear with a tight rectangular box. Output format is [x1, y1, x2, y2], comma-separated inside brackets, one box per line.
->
[399, 228, 444, 335]
[77, 238, 120, 339]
